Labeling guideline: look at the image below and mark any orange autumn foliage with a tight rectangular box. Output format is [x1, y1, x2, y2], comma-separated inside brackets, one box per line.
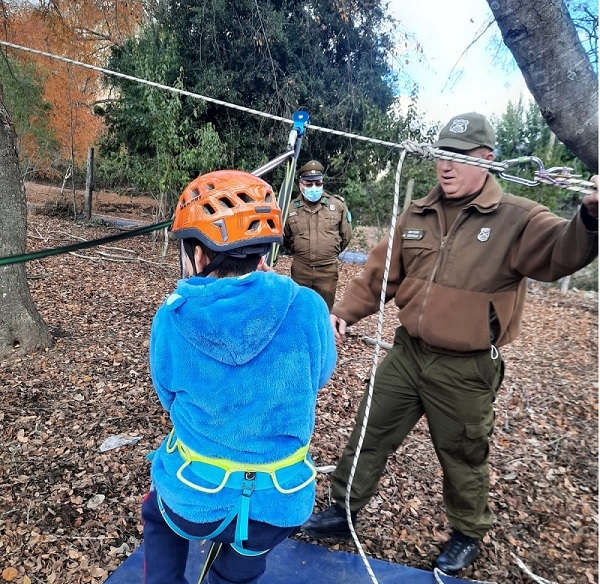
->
[3, 1, 143, 170]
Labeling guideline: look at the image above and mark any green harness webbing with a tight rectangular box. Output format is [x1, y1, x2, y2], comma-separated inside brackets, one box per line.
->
[0, 220, 172, 266]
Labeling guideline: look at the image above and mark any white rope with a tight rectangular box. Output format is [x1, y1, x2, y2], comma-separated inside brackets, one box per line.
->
[1, 40, 596, 195]
[0, 41, 292, 126]
[342, 149, 407, 584]
[434, 566, 498, 584]
[0, 40, 410, 149]
[510, 552, 559, 584]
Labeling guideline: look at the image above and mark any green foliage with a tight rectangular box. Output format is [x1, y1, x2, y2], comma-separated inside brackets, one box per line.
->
[492, 99, 590, 218]
[100, 23, 227, 212]
[0, 56, 60, 178]
[335, 95, 438, 225]
[100, 0, 406, 219]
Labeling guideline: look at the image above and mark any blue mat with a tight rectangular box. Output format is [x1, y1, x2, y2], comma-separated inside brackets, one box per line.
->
[106, 538, 469, 583]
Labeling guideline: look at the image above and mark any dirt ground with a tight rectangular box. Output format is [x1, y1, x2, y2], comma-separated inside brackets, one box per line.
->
[0, 184, 597, 584]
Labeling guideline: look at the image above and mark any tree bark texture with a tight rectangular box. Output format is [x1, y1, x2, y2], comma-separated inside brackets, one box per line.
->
[486, 0, 598, 171]
[0, 85, 52, 358]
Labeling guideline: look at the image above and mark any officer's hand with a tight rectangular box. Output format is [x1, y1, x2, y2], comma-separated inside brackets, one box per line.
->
[582, 175, 599, 219]
[330, 314, 347, 342]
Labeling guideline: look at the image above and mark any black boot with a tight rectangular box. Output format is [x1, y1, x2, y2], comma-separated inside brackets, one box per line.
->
[434, 529, 480, 574]
[301, 504, 357, 540]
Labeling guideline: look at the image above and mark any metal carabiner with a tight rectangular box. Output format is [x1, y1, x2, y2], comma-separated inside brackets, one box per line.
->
[498, 156, 545, 187]
[534, 166, 579, 186]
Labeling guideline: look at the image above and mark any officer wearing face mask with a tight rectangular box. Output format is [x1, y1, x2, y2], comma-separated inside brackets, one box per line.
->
[283, 160, 352, 310]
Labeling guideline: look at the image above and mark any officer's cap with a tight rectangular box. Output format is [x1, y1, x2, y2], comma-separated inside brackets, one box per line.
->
[298, 160, 324, 182]
[433, 112, 495, 151]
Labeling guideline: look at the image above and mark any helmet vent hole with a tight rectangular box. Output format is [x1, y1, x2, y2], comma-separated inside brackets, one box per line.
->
[267, 219, 276, 229]
[206, 183, 215, 191]
[248, 220, 260, 232]
[265, 193, 273, 203]
[191, 188, 200, 198]
[202, 203, 216, 215]
[219, 197, 235, 209]
[237, 192, 253, 203]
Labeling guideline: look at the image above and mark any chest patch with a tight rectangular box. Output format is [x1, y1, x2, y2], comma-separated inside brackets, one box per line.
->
[477, 227, 491, 242]
[288, 211, 298, 218]
[402, 228, 425, 240]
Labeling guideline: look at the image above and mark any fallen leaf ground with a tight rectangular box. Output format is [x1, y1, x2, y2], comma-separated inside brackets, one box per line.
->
[0, 186, 597, 584]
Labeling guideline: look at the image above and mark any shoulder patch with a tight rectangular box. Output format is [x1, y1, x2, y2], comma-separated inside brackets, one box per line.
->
[332, 193, 345, 202]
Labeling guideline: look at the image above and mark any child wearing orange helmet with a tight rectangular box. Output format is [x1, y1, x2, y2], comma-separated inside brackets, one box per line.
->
[141, 170, 337, 584]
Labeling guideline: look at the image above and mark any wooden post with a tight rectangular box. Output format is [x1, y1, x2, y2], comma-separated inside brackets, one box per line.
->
[84, 147, 94, 220]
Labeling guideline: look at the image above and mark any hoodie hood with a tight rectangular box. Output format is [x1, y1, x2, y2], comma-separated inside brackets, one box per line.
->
[161, 271, 298, 366]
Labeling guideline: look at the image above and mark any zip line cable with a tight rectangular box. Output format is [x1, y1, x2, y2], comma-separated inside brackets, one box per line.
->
[0, 40, 402, 148]
[1, 40, 595, 193]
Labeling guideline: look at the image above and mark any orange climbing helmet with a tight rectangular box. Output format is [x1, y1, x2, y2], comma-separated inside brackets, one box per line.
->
[172, 170, 283, 257]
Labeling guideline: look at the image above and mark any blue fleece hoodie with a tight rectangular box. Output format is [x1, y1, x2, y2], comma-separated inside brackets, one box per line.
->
[149, 271, 336, 527]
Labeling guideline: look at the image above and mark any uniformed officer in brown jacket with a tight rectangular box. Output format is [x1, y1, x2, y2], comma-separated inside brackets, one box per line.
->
[302, 112, 599, 575]
[284, 160, 352, 310]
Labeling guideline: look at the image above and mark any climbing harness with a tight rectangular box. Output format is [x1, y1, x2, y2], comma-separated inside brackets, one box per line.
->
[153, 429, 315, 581]
[164, 430, 316, 496]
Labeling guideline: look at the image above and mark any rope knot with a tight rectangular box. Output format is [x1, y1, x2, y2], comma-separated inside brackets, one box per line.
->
[399, 141, 437, 161]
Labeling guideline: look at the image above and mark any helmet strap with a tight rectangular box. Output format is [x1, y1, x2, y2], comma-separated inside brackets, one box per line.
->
[200, 252, 228, 277]
[180, 240, 198, 278]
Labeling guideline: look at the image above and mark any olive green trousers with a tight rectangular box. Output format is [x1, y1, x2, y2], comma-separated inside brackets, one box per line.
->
[331, 326, 504, 538]
[290, 259, 338, 311]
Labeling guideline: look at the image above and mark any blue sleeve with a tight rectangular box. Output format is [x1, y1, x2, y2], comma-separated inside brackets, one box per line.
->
[317, 299, 337, 388]
[149, 307, 176, 412]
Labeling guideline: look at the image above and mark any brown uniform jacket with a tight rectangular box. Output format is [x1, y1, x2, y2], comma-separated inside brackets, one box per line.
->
[284, 192, 352, 267]
[333, 175, 598, 352]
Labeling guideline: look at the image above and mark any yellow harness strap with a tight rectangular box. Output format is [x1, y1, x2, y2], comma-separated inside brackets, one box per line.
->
[165, 430, 316, 494]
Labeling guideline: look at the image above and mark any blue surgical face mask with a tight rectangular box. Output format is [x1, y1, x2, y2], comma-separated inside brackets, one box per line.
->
[303, 185, 323, 202]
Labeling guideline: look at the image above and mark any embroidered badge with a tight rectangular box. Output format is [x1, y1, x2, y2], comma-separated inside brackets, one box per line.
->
[402, 228, 425, 240]
[329, 204, 336, 211]
[477, 227, 491, 242]
[288, 211, 298, 218]
[449, 119, 469, 134]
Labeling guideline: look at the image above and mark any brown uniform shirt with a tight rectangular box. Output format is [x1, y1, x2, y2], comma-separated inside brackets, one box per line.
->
[284, 192, 352, 267]
[333, 175, 597, 352]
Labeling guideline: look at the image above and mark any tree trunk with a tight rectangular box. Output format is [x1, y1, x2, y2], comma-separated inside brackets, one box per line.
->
[486, 0, 598, 172]
[0, 85, 52, 359]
